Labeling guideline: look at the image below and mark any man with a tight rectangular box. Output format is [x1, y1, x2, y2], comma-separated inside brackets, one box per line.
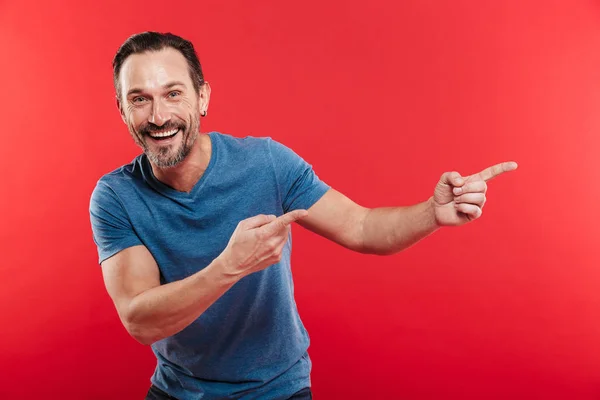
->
[89, 32, 517, 400]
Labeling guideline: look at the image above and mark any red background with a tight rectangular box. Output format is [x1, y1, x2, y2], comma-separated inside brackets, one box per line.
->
[1, 0, 599, 399]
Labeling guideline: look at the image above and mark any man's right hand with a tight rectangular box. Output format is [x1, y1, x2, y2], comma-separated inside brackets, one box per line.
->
[218, 209, 309, 280]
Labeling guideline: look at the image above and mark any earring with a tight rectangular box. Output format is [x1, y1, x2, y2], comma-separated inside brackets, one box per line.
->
[201, 110, 207, 117]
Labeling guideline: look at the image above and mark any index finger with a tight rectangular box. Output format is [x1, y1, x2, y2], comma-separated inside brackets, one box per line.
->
[262, 209, 309, 235]
[477, 161, 518, 182]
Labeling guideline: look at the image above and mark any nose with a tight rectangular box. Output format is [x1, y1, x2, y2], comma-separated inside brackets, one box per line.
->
[148, 99, 171, 126]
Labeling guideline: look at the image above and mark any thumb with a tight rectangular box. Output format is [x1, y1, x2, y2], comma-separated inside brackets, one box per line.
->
[439, 171, 464, 187]
[240, 214, 277, 230]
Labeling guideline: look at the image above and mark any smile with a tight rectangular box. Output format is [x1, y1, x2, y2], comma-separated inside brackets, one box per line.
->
[148, 128, 180, 140]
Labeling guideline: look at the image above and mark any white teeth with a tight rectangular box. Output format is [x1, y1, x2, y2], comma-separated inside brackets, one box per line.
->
[149, 128, 178, 138]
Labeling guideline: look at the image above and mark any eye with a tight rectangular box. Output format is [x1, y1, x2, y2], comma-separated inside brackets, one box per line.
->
[168, 91, 181, 98]
[132, 96, 147, 104]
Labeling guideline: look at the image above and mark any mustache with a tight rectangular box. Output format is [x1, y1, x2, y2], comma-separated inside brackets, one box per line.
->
[139, 121, 186, 136]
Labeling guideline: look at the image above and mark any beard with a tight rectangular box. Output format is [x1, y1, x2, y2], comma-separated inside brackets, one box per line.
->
[129, 111, 200, 168]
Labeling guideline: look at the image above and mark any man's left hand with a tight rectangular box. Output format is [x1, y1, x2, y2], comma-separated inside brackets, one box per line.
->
[432, 161, 518, 227]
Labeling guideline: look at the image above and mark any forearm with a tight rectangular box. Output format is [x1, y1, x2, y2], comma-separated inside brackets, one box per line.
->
[361, 196, 440, 255]
[124, 257, 237, 345]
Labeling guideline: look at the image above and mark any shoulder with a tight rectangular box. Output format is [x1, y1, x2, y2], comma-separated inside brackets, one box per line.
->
[212, 133, 305, 176]
[90, 155, 145, 205]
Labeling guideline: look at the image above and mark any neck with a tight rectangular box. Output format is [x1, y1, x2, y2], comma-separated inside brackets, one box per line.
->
[151, 133, 212, 193]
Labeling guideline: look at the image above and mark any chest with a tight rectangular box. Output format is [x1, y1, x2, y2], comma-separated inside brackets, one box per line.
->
[126, 179, 283, 282]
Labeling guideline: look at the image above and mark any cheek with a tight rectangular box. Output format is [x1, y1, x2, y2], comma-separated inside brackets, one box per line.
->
[126, 109, 148, 131]
[174, 103, 197, 128]
[180, 97, 197, 114]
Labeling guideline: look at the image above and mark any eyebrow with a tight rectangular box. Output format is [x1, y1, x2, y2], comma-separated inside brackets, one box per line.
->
[126, 81, 187, 97]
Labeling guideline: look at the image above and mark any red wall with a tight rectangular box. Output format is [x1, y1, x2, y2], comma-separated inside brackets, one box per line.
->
[1, 0, 599, 398]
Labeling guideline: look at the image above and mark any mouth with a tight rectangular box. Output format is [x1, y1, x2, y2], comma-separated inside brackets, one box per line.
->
[146, 128, 181, 142]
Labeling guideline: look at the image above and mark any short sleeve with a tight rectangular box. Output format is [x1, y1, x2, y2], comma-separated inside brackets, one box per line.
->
[89, 180, 143, 265]
[267, 138, 330, 213]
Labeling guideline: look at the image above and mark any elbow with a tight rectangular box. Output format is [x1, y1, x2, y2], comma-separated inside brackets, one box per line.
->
[349, 207, 370, 254]
[355, 208, 399, 256]
[352, 208, 385, 255]
[131, 331, 157, 346]
[125, 321, 160, 346]
[355, 244, 396, 256]
[123, 320, 158, 346]
[121, 310, 161, 346]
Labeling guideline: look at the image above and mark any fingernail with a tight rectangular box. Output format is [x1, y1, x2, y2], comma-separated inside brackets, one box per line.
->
[454, 187, 462, 194]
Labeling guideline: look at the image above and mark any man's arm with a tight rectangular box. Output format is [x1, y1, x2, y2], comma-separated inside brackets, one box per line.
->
[102, 245, 238, 345]
[101, 211, 307, 345]
[298, 189, 439, 255]
[298, 162, 518, 255]
[361, 197, 439, 255]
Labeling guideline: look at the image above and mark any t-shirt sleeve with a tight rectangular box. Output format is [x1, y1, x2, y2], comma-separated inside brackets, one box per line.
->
[267, 138, 330, 213]
[89, 180, 143, 265]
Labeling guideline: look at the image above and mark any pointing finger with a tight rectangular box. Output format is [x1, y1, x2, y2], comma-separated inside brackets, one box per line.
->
[477, 161, 518, 182]
[261, 209, 308, 235]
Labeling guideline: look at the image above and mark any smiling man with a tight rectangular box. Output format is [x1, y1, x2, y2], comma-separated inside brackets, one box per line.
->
[89, 32, 517, 400]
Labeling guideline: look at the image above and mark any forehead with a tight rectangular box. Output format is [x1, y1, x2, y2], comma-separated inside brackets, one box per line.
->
[119, 48, 192, 94]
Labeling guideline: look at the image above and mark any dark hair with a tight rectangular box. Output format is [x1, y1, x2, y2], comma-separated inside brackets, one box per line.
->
[113, 32, 205, 100]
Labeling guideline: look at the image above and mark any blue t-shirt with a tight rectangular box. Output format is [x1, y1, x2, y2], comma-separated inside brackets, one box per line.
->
[89, 132, 330, 400]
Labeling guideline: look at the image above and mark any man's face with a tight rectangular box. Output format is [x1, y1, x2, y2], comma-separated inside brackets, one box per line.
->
[118, 48, 208, 168]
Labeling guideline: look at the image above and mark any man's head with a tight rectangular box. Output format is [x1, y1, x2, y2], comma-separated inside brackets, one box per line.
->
[113, 32, 211, 168]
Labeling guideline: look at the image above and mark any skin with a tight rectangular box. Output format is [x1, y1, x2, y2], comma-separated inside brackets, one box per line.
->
[102, 47, 518, 345]
[117, 48, 212, 192]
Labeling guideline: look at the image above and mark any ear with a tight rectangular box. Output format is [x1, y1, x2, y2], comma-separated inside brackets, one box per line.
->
[198, 82, 212, 116]
[116, 96, 127, 124]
